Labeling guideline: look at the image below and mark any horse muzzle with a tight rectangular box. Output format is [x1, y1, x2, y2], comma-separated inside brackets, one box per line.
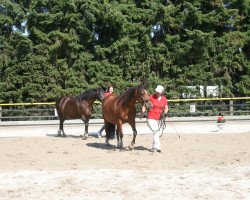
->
[144, 99, 153, 110]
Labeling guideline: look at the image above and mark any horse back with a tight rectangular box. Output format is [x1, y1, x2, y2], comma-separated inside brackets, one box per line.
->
[102, 95, 136, 124]
[55, 97, 92, 119]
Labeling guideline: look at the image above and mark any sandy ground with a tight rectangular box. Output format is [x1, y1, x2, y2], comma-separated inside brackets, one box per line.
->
[0, 121, 250, 199]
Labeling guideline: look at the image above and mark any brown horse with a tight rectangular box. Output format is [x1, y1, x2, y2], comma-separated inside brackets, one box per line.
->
[55, 88, 105, 139]
[102, 84, 153, 150]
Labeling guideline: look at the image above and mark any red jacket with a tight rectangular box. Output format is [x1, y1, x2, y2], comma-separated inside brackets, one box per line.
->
[148, 95, 168, 120]
[217, 116, 225, 123]
[104, 92, 113, 97]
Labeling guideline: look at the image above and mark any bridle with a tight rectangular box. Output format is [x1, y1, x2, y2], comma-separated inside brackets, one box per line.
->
[139, 90, 152, 108]
[97, 90, 105, 101]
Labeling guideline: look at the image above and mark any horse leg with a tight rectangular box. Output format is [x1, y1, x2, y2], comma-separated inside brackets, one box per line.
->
[117, 122, 124, 150]
[104, 120, 111, 146]
[105, 137, 110, 146]
[82, 117, 89, 140]
[129, 122, 137, 150]
[57, 126, 61, 136]
[116, 128, 120, 148]
[58, 119, 66, 137]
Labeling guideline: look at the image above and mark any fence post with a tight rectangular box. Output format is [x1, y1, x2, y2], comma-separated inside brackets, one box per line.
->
[190, 104, 196, 113]
[55, 108, 58, 116]
[229, 100, 234, 116]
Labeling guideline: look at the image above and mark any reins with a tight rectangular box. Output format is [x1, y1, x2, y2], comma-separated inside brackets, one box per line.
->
[162, 116, 181, 138]
[144, 112, 181, 139]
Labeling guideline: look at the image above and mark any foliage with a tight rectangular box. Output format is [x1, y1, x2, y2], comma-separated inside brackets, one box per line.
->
[0, 0, 249, 103]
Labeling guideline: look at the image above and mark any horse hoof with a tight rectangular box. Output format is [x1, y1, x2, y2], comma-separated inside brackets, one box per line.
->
[82, 135, 88, 140]
[125, 146, 130, 151]
[82, 133, 88, 140]
[119, 148, 125, 152]
[125, 146, 134, 151]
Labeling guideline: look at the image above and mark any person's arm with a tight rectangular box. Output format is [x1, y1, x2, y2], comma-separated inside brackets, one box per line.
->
[142, 105, 146, 113]
[140, 105, 146, 119]
[164, 104, 168, 114]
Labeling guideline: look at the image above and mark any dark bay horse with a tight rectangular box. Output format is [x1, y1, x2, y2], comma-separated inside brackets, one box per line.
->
[102, 84, 153, 150]
[55, 88, 105, 139]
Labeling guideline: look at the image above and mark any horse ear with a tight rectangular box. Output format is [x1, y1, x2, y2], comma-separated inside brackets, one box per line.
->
[98, 84, 106, 91]
[140, 80, 148, 89]
[139, 76, 148, 88]
[101, 85, 106, 91]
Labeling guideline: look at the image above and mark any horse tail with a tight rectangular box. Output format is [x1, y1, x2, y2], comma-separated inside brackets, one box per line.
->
[105, 122, 116, 139]
[55, 97, 64, 118]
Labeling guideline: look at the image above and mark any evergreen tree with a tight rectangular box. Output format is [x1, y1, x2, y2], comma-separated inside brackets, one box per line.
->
[0, 0, 249, 103]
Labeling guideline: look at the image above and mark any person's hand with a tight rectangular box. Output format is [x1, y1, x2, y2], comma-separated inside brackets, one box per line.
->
[140, 111, 146, 119]
[160, 112, 167, 119]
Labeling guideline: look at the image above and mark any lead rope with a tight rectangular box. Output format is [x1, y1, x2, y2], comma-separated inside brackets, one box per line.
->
[145, 112, 180, 139]
[159, 115, 166, 137]
[166, 116, 181, 139]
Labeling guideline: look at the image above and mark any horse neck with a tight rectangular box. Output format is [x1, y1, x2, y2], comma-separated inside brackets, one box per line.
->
[127, 98, 138, 108]
[118, 94, 138, 108]
[78, 98, 96, 106]
[86, 99, 96, 106]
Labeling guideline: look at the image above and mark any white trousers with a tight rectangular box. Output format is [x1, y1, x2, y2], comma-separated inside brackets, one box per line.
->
[147, 119, 162, 150]
[217, 123, 225, 130]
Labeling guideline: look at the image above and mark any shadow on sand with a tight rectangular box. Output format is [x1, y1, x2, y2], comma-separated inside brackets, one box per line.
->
[86, 142, 149, 151]
[46, 131, 100, 139]
[46, 134, 83, 139]
[86, 142, 117, 150]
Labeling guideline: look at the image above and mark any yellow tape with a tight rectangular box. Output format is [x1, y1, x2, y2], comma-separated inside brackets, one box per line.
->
[168, 97, 250, 102]
[0, 97, 249, 106]
[0, 101, 102, 106]
[0, 102, 55, 106]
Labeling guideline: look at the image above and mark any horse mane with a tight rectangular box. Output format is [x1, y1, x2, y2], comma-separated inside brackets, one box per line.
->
[76, 88, 99, 101]
[117, 85, 144, 107]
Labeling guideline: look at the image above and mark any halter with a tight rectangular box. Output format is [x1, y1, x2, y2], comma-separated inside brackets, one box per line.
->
[140, 89, 152, 109]
[97, 89, 105, 101]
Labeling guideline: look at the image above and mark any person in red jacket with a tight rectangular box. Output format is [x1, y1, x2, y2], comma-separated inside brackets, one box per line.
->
[103, 84, 114, 98]
[141, 85, 168, 153]
[217, 115, 225, 123]
[217, 113, 226, 130]
[97, 84, 115, 138]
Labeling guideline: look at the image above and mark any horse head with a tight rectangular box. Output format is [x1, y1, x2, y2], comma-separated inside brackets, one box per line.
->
[137, 84, 153, 109]
[96, 87, 105, 101]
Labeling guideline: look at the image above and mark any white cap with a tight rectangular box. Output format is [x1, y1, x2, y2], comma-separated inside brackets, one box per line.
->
[155, 85, 164, 93]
